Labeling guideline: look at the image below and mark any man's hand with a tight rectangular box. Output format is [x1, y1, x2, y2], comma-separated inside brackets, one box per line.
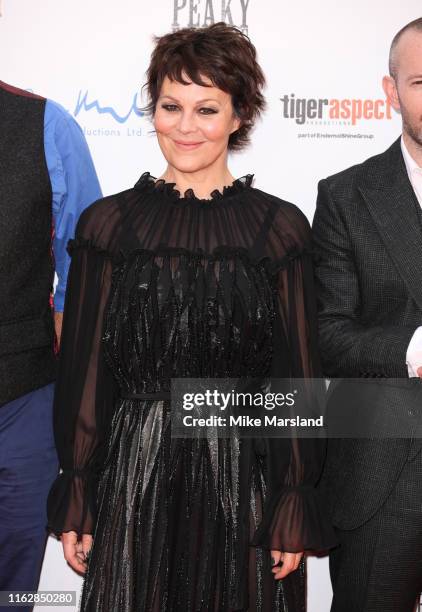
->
[271, 549, 304, 580]
[61, 531, 92, 574]
[417, 367, 422, 378]
[54, 312, 63, 348]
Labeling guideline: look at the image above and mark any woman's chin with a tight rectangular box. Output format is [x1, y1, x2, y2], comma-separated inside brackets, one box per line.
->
[164, 158, 212, 175]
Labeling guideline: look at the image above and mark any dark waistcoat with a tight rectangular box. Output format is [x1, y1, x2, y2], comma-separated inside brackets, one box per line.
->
[0, 82, 56, 406]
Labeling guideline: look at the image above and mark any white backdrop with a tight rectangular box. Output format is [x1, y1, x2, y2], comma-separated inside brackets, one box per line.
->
[1, 1, 421, 610]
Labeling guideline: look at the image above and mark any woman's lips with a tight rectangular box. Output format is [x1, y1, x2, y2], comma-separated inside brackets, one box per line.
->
[173, 140, 205, 150]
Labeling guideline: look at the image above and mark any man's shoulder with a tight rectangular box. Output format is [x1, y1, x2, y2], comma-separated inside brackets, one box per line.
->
[0, 80, 45, 102]
[0, 83, 80, 134]
[321, 138, 401, 197]
[44, 98, 82, 135]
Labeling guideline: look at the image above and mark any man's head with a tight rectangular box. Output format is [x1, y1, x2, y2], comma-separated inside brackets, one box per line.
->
[383, 18, 422, 149]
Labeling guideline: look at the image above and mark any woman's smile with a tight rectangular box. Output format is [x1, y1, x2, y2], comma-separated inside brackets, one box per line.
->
[172, 139, 205, 151]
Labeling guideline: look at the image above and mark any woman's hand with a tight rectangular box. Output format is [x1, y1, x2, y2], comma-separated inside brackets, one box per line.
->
[61, 531, 93, 574]
[270, 549, 304, 580]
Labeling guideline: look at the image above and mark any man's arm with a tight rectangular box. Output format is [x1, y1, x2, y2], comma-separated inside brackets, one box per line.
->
[312, 178, 417, 378]
[44, 99, 103, 346]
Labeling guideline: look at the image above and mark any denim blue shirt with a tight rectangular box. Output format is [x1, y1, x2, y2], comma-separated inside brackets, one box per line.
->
[44, 99, 102, 312]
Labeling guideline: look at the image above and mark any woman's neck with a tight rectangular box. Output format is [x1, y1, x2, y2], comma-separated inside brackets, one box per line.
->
[159, 164, 235, 200]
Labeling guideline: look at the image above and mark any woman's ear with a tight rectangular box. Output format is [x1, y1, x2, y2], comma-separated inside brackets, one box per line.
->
[230, 113, 242, 134]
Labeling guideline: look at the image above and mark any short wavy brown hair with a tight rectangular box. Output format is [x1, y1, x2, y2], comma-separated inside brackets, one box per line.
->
[144, 22, 266, 151]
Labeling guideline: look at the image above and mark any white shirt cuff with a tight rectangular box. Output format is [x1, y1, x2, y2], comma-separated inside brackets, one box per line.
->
[406, 326, 422, 377]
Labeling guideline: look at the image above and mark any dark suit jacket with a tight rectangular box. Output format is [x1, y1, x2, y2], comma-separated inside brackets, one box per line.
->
[312, 137, 422, 530]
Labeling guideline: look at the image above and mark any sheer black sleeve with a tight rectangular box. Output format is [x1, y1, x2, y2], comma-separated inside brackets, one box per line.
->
[251, 203, 338, 553]
[47, 209, 118, 537]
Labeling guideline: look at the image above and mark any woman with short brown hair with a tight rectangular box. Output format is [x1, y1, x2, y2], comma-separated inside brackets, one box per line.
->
[47, 22, 336, 611]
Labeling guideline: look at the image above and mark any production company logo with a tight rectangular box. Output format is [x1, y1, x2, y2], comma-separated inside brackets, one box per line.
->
[281, 93, 395, 142]
[172, 0, 250, 34]
[72, 90, 145, 138]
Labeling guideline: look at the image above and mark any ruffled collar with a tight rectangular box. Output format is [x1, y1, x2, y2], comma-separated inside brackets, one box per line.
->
[134, 172, 254, 207]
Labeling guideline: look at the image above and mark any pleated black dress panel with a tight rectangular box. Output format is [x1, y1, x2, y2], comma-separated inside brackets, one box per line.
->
[47, 173, 337, 612]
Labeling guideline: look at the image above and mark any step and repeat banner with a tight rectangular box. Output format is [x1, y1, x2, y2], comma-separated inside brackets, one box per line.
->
[1, 1, 421, 610]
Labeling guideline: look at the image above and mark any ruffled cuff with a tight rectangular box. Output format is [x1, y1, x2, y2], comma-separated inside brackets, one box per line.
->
[251, 484, 338, 552]
[47, 468, 98, 537]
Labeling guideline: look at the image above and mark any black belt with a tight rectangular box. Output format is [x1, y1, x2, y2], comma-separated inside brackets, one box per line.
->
[121, 391, 171, 401]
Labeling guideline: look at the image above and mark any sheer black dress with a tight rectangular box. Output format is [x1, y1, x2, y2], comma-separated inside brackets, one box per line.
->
[47, 173, 337, 612]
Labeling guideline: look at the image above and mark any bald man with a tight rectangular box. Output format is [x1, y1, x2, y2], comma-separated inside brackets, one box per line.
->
[313, 18, 422, 612]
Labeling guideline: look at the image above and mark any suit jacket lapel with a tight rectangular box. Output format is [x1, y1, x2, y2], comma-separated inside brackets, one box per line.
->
[358, 138, 422, 311]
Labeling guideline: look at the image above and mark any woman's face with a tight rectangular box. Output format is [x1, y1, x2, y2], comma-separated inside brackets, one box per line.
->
[154, 75, 241, 174]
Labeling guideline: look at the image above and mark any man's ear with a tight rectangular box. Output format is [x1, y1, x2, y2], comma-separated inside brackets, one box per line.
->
[382, 75, 401, 113]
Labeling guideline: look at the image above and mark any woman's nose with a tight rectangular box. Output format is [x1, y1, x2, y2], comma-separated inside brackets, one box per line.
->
[177, 110, 197, 134]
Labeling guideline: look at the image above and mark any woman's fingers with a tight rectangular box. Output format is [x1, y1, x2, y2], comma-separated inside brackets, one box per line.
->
[61, 530, 90, 574]
[270, 550, 283, 567]
[271, 550, 304, 580]
[75, 539, 85, 564]
[81, 534, 93, 560]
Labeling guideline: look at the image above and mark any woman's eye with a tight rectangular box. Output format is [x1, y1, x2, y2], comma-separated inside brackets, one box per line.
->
[161, 104, 179, 112]
[199, 107, 218, 115]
